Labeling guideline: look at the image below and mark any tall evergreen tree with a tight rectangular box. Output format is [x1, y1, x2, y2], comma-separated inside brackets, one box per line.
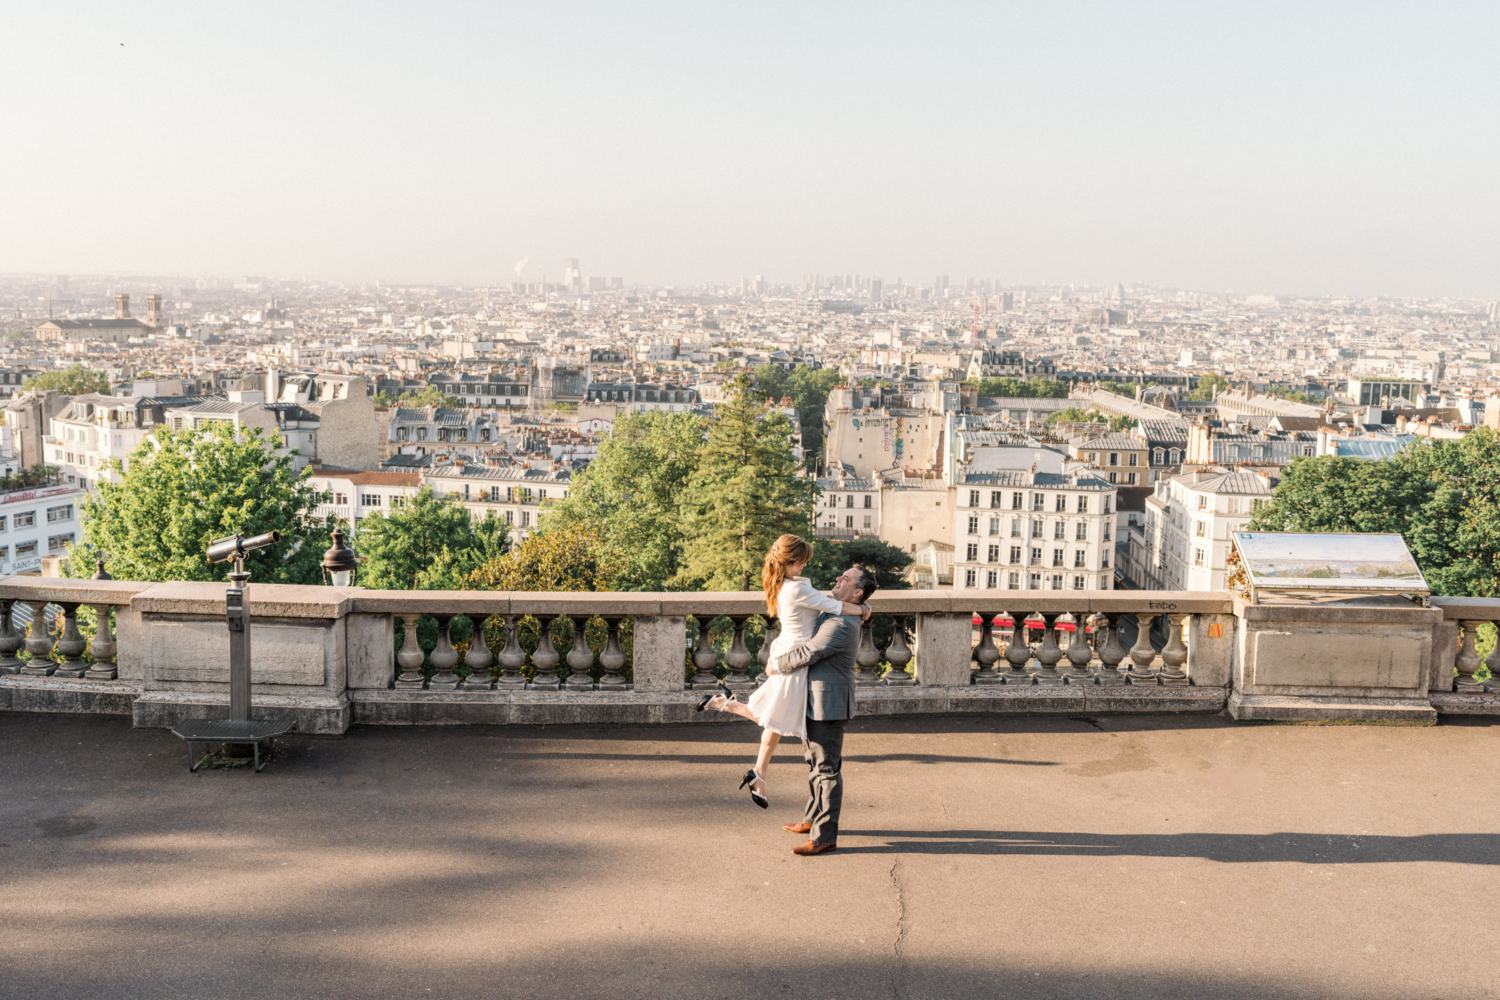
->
[673, 377, 818, 591]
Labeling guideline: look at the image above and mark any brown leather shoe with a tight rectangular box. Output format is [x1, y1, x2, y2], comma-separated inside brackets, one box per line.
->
[792, 840, 837, 856]
[783, 822, 812, 834]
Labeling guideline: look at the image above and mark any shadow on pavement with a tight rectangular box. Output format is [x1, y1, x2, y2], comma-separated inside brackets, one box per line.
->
[836, 829, 1500, 864]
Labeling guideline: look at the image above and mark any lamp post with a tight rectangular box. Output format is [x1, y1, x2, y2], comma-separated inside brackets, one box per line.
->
[321, 529, 358, 587]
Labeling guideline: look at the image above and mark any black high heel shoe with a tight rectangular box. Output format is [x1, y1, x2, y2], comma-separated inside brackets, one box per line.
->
[739, 768, 769, 809]
[717, 680, 735, 700]
[695, 692, 716, 711]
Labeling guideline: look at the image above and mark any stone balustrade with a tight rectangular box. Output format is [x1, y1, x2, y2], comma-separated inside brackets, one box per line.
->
[0, 577, 1484, 733]
[1426, 597, 1500, 715]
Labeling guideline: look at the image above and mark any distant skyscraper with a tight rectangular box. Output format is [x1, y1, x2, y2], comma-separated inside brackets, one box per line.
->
[935, 275, 949, 292]
[565, 259, 582, 293]
[1114, 281, 1126, 305]
[869, 279, 882, 303]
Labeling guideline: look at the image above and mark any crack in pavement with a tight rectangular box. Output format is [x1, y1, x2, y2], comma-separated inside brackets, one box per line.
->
[889, 860, 908, 999]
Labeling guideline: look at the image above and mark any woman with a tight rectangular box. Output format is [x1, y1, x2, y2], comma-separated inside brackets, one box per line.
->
[699, 534, 869, 808]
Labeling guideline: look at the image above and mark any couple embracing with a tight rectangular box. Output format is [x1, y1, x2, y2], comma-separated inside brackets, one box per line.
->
[699, 534, 877, 857]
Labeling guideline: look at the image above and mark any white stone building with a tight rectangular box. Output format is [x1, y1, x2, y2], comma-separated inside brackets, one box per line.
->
[307, 470, 422, 536]
[1139, 469, 1274, 590]
[951, 471, 1118, 593]
[814, 465, 880, 538]
[0, 482, 87, 574]
[421, 462, 572, 544]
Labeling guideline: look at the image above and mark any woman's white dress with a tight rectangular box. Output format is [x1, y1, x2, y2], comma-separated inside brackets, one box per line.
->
[746, 577, 844, 739]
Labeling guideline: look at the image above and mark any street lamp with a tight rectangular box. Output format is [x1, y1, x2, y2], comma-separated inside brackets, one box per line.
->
[321, 528, 358, 587]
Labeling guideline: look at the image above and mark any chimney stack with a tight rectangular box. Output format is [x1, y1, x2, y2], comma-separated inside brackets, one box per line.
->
[114, 293, 130, 319]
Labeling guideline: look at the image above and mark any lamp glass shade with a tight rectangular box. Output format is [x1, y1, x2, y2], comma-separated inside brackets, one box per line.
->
[330, 569, 353, 588]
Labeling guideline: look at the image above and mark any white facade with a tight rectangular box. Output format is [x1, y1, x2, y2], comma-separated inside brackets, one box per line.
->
[421, 463, 572, 544]
[0, 484, 86, 574]
[307, 471, 423, 536]
[1140, 470, 1273, 590]
[951, 472, 1118, 592]
[814, 469, 880, 538]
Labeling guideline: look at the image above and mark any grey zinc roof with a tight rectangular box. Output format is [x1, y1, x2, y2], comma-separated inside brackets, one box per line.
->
[1134, 419, 1189, 445]
[426, 463, 570, 483]
[1076, 433, 1142, 450]
[960, 471, 1115, 491]
[1181, 471, 1274, 495]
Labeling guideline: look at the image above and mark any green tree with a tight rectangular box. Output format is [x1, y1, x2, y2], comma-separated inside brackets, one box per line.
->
[805, 537, 914, 592]
[674, 377, 818, 590]
[392, 386, 462, 408]
[23, 365, 111, 395]
[1189, 373, 1231, 401]
[544, 410, 706, 590]
[973, 377, 1070, 399]
[413, 513, 511, 590]
[1044, 407, 1103, 425]
[355, 487, 490, 590]
[754, 363, 843, 470]
[467, 521, 624, 592]
[1248, 431, 1500, 597]
[1266, 386, 1320, 405]
[64, 424, 331, 584]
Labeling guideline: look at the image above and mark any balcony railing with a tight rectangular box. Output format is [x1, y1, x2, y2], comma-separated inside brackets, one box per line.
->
[0, 577, 1482, 732]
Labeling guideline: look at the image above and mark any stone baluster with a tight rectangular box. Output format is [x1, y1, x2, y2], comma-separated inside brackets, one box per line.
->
[1032, 614, 1065, 685]
[20, 601, 56, 676]
[496, 615, 528, 689]
[598, 617, 628, 691]
[1002, 614, 1032, 684]
[530, 616, 562, 690]
[463, 614, 494, 690]
[689, 616, 720, 688]
[723, 616, 756, 690]
[884, 616, 914, 686]
[85, 604, 118, 681]
[1094, 613, 1127, 685]
[853, 619, 883, 686]
[1126, 612, 1159, 685]
[754, 618, 778, 685]
[394, 614, 427, 689]
[0, 600, 25, 673]
[1062, 613, 1094, 684]
[1485, 624, 1500, 694]
[1158, 613, 1190, 686]
[1455, 621, 1486, 692]
[427, 615, 460, 690]
[564, 615, 596, 691]
[972, 614, 1002, 684]
[52, 604, 89, 679]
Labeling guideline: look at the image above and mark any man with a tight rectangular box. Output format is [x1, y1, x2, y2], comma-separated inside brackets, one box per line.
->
[771, 564, 878, 857]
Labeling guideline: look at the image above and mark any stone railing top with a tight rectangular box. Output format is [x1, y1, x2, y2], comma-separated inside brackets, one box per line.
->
[0, 575, 153, 606]
[1234, 594, 1442, 623]
[130, 582, 352, 619]
[1429, 596, 1500, 621]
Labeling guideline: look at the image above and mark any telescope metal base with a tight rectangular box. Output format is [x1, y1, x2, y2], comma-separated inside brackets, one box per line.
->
[170, 719, 293, 773]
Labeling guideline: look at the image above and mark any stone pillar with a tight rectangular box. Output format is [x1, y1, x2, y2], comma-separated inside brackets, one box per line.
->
[913, 612, 973, 687]
[530, 616, 562, 690]
[1062, 613, 1093, 684]
[52, 604, 88, 679]
[20, 601, 55, 676]
[689, 616, 720, 688]
[1095, 613, 1127, 685]
[855, 619, 885, 686]
[496, 616, 527, 690]
[723, 616, 756, 691]
[1158, 614, 1190, 686]
[564, 615, 596, 691]
[631, 615, 687, 693]
[85, 604, 118, 681]
[972, 613, 1002, 684]
[598, 618, 628, 692]
[464, 614, 494, 690]
[1002, 614, 1032, 684]
[1455, 621, 1485, 692]
[1127, 612, 1159, 685]
[0, 600, 23, 673]
[428, 615, 460, 690]
[1032, 613, 1064, 686]
[883, 616, 914, 686]
[394, 614, 427, 689]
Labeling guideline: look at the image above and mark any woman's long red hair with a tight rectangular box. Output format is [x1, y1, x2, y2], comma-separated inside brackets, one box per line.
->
[762, 534, 814, 617]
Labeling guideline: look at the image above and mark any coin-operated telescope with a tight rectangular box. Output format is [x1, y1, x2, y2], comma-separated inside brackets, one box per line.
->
[170, 531, 290, 772]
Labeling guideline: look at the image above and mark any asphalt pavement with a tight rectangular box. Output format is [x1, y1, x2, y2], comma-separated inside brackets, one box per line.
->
[2, 710, 1497, 1000]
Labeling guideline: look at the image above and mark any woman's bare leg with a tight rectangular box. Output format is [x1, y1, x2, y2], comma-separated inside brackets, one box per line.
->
[709, 693, 758, 722]
[750, 728, 781, 792]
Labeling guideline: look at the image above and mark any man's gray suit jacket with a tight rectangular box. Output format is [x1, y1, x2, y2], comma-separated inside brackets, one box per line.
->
[775, 612, 861, 721]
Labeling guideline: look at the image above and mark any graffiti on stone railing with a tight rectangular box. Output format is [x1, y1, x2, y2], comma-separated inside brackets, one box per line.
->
[1147, 601, 1179, 611]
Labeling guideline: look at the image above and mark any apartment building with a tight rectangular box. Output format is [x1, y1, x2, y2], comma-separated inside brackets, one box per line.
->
[951, 471, 1118, 593]
[814, 465, 880, 538]
[307, 470, 422, 536]
[1138, 469, 1274, 590]
[0, 482, 87, 574]
[421, 462, 571, 543]
[1067, 433, 1147, 486]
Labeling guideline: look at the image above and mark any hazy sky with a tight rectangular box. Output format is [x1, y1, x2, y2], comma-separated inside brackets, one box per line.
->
[3, 2, 1496, 296]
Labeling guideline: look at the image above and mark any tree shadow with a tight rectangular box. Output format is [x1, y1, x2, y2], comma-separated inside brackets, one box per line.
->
[834, 828, 1500, 864]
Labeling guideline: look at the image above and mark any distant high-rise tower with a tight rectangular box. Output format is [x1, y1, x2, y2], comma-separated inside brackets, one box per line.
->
[869, 279, 882, 304]
[1114, 282, 1126, 305]
[935, 275, 949, 292]
[565, 259, 582, 293]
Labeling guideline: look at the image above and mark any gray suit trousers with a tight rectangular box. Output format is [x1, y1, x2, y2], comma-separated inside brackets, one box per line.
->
[802, 716, 847, 845]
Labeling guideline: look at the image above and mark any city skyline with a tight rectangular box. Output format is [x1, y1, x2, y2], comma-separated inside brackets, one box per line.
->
[3, 3, 1497, 297]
